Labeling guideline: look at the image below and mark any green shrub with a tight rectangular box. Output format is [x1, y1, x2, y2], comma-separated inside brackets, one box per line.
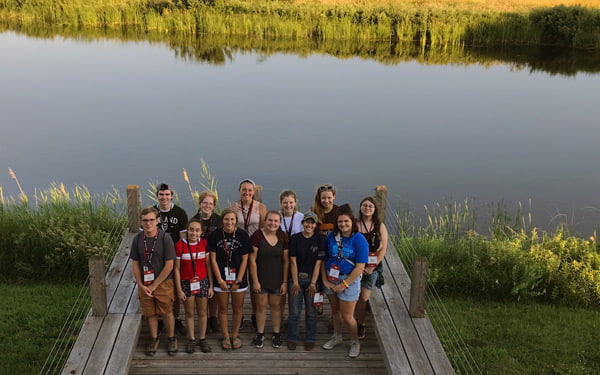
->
[397, 229, 600, 307]
[0, 184, 126, 282]
[530, 5, 600, 48]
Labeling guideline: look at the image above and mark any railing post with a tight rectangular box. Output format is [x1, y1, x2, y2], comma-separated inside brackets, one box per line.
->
[375, 185, 388, 223]
[409, 256, 428, 318]
[127, 185, 140, 233]
[254, 185, 263, 203]
[89, 255, 108, 317]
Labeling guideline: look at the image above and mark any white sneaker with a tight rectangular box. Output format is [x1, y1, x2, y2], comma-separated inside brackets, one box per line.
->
[348, 340, 361, 358]
[322, 334, 342, 350]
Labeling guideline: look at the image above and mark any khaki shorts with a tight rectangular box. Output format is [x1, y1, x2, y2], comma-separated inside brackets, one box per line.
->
[139, 279, 175, 317]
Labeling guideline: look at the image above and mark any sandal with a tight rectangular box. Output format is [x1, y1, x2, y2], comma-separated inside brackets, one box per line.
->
[145, 337, 160, 357]
[231, 336, 242, 350]
[221, 337, 232, 351]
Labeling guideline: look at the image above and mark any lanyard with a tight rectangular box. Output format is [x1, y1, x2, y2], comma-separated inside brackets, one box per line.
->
[282, 213, 295, 236]
[335, 234, 344, 259]
[186, 240, 200, 278]
[240, 200, 253, 232]
[222, 230, 236, 268]
[142, 232, 158, 267]
[361, 219, 375, 247]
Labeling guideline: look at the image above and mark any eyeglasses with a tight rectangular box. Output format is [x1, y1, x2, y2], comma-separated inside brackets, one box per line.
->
[141, 218, 157, 223]
[318, 184, 334, 191]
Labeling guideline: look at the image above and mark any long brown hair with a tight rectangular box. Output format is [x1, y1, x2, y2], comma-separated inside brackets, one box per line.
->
[312, 184, 336, 223]
[358, 196, 381, 238]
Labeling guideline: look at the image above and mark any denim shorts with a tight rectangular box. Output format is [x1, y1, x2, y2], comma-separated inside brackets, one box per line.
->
[361, 269, 379, 291]
[258, 287, 281, 295]
[324, 274, 361, 302]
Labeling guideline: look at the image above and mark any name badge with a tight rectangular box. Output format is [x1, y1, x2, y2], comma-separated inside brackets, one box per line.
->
[313, 292, 324, 307]
[143, 269, 155, 285]
[225, 267, 237, 284]
[328, 264, 340, 282]
[368, 252, 378, 267]
[190, 277, 200, 295]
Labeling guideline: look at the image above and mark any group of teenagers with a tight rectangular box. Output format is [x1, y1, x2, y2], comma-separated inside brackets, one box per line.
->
[129, 179, 388, 359]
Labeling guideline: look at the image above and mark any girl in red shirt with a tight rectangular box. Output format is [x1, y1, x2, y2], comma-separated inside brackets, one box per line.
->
[174, 219, 214, 353]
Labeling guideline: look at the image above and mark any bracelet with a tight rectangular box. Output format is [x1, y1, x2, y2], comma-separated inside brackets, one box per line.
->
[342, 279, 350, 288]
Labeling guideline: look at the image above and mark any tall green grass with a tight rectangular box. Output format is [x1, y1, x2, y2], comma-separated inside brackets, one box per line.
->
[0, 180, 126, 282]
[394, 199, 600, 307]
[1, 0, 599, 48]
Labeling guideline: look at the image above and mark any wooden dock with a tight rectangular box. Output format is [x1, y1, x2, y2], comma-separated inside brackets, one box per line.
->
[62, 185, 455, 375]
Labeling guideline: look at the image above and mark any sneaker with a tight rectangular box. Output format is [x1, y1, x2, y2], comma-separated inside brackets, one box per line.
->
[322, 334, 342, 350]
[253, 333, 264, 348]
[167, 336, 178, 356]
[287, 341, 296, 350]
[174, 319, 186, 337]
[209, 316, 219, 333]
[145, 337, 159, 357]
[186, 339, 196, 354]
[304, 342, 315, 351]
[199, 339, 212, 353]
[358, 324, 366, 340]
[348, 340, 361, 358]
[272, 333, 282, 348]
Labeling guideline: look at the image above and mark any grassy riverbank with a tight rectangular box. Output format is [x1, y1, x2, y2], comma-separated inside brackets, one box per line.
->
[430, 296, 600, 374]
[1, 0, 599, 48]
[0, 283, 89, 375]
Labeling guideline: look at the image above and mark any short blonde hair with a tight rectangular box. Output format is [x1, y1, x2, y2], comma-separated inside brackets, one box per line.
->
[198, 190, 218, 207]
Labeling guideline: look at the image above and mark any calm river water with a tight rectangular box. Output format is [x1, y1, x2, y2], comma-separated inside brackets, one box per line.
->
[1, 31, 600, 233]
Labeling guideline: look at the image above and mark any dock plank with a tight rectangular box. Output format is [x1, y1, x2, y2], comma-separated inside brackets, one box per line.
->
[369, 286, 413, 374]
[104, 313, 142, 375]
[61, 315, 102, 375]
[82, 313, 123, 375]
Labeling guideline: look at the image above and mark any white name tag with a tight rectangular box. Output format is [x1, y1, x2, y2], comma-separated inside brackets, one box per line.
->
[313, 292, 324, 306]
[328, 265, 340, 282]
[225, 267, 236, 283]
[143, 270, 155, 285]
[190, 277, 200, 295]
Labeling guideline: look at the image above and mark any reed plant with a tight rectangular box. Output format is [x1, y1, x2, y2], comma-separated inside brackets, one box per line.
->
[1, 0, 599, 48]
[0, 174, 126, 282]
[394, 199, 600, 307]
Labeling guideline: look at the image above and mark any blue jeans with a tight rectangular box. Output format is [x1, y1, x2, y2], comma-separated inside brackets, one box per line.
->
[287, 278, 317, 342]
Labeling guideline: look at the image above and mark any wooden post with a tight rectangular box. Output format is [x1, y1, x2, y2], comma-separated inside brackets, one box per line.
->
[409, 256, 428, 318]
[127, 185, 140, 233]
[254, 185, 263, 203]
[89, 255, 108, 317]
[375, 185, 388, 223]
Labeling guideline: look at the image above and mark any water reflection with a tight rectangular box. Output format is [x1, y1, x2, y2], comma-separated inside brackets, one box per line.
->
[2, 24, 599, 76]
[1, 27, 599, 235]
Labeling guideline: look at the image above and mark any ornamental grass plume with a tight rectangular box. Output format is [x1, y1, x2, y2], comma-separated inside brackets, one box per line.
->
[8, 168, 28, 203]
